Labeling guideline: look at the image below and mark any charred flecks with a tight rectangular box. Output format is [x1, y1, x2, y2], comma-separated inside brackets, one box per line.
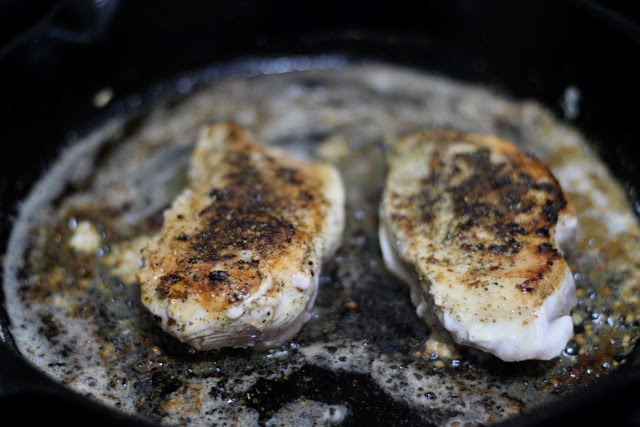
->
[447, 149, 566, 226]
[413, 174, 441, 223]
[537, 242, 558, 253]
[461, 242, 485, 252]
[448, 151, 506, 219]
[420, 207, 436, 223]
[208, 270, 229, 281]
[176, 233, 190, 241]
[532, 182, 558, 193]
[487, 236, 522, 254]
[189, 146, 310, 261]
[210, 188, 231, 202]
[490, 173, 513, 190]
[488, 244, 510, 255]
[518, 268, 546, 294]
[191, 211, 295, 256]
[458, 148, 495, 171]
[501, 189, 522, 211]
[277, 166, 304, 185]
[504, 222, 529, 236]
[536, 226, 550, 237]
[147, 132, 325, 305]
[461, 239, 521, 255]
[187, 150, 301, 263]
[541, 198, 566, 224]
[517, 250, 560, 294]
[299, 189, 315, 202]
[415, 147, 570, 260]
[457, 218, 477, 231]
[39, 312, 61, 341]
[207, 270, 230, 292]
[156, 273, 182, 296]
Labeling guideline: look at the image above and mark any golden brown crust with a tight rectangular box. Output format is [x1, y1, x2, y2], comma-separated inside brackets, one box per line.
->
[386, 129, 572, 301]
[138, 122, 330, 316]
[380, 128, 577, 360]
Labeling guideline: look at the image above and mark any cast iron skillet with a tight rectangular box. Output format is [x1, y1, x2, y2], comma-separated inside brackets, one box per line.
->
[1, 0, 640, 425]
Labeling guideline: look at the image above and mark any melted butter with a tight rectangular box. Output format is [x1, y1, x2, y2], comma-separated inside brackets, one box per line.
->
[3, 59, 640, 426]
[100, 235, 151, 284]
[423, 329, 461, 359]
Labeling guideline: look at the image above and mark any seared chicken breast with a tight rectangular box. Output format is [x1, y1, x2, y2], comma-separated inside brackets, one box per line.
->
[379, 129, 577, 361]
[137, 122, 345, 350]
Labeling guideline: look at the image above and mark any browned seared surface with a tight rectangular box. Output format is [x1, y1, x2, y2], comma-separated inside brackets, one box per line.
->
[137, 122, 344, 350]
[380, 128, 577, 361]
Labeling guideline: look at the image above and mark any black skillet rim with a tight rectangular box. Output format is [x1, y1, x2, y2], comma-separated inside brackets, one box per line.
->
[1, 0, 640, 425]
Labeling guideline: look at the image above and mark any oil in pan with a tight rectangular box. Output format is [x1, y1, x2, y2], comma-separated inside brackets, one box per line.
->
[3, 57, 640, 426]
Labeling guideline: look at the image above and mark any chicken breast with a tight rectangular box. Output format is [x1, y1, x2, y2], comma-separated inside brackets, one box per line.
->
[379, 128, 577, 361]
[137, 122, 345, 350]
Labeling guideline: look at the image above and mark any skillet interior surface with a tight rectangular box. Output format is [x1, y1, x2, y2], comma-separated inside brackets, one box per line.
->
[1, 1, 640, 425]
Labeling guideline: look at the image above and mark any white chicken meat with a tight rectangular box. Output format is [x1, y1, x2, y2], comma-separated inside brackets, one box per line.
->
[137, 122, 345, 350]
[379, 128, 577, 361]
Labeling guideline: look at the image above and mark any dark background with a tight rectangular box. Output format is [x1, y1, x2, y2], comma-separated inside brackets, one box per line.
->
[1, 0, 640, 425]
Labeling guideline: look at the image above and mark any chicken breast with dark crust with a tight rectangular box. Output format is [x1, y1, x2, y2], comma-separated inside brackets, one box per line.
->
[137, 122, 345, 350]
[379, 128, 577, 361]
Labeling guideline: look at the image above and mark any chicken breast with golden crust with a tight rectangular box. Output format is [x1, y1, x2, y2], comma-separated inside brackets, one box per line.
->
[137, 122, 345, 350]
[379, 128, 577, 361]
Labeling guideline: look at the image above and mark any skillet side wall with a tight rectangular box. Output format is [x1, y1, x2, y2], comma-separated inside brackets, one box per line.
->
[1, 0, 639, 425]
